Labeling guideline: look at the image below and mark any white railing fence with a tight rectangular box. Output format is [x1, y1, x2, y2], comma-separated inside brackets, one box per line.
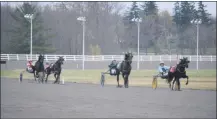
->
[1, 54, 216, 62]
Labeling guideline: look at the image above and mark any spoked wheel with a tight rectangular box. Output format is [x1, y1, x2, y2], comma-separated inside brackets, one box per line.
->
[100, 73, 105, 87]
[152, 76, 158, 89]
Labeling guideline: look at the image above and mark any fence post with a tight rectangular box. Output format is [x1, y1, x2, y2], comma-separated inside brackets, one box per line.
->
[112, 55, 114, 60]
[45, 55, 48, 61]
[17, 54, 19, 60]
[7, 54, 10, 60]
[160, 55, 162, 61]
[211, 55, 212, 62]
[189, 56, 191, 61]
[26, 54, 28, 61]
[150, 56, 152, 62]
[55, 55, 57, 60]
[169, 55, 171, 62]
[73, 55, 76, 61]
[101, 56, 104, 61]
[64, 55, 66, 61]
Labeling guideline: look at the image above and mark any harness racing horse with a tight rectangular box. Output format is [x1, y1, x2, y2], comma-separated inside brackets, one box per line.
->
[32, 54, 45, 83]
[45, 56, 64, 84]
[116, 52, 133, 88]
[167, 57, 190, 91]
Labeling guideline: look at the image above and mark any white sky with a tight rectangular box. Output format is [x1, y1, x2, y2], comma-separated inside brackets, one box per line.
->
[2, 1, 216, 17]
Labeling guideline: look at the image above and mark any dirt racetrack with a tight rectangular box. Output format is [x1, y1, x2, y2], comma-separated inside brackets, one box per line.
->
[1, 78, 216, 118]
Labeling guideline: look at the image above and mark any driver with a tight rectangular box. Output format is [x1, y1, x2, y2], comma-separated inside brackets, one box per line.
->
[26, 60, 33, 73]
[109, 60, 117, 75]
[158, 61, 170, 79]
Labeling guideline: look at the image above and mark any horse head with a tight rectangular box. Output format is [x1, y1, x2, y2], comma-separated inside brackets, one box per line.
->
[38, 54, 45, 63]
[183, 57, 190, 68]
[124, 51, 133, 64]
[58, 56, 64, 65]
[179, 57, 190, 68]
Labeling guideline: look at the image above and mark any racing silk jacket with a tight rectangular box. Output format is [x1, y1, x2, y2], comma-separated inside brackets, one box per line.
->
[27, 61, 33, 67]
[158, 65, 170, 73]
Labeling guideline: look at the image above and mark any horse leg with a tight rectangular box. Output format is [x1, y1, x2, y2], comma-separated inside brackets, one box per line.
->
[57, 74, 60, 84]
[53, 73, 57, 84]
[36, 71, 39, 77]
[33, 70, 37, 81]
[45, 73, 49, 83]
[186, 76, 189, 85]
[172, 77, 176, 90]
[124, 74, 129, 88]
[168, 77, 172, 89]
[122, 73, 125, 87]
[37, 72, 41, 83]
[183, 75, 189, 85]
[41, 72, 45, 83]
[116, 73, 120, 88]
[177, 78, 181, 91]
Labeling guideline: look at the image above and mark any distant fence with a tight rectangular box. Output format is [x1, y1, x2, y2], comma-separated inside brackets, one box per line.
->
[1, 54, 216, 62]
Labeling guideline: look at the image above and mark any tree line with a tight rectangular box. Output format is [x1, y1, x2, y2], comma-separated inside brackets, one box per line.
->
[1, 2, 216, 55]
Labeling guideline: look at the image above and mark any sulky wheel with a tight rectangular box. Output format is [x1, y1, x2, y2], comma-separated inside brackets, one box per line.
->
[152, 76, 158, 89]
[100, 73, 105, 87]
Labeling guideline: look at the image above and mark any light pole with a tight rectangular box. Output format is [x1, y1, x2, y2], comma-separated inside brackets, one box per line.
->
[131, 17, 142, 70]
[24, 14, 34, 60]
[77, 16, 86, 70]
[191, 19, 202, 70]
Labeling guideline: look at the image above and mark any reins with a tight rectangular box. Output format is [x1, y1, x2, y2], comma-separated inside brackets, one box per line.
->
[176, 64, 186, 73]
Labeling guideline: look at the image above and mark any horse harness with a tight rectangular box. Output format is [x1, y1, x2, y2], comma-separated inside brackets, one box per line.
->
[176, 64, 186, 74]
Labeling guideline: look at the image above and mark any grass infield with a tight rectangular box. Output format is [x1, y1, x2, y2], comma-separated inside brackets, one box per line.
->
[1, 69, 216, 90]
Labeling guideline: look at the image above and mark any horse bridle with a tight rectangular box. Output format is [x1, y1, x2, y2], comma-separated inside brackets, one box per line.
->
[176, 64, 187, 73]
[125, 53, 133, 64]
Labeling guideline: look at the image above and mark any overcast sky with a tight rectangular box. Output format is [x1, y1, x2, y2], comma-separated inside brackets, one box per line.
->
[2, 1, 216, 17]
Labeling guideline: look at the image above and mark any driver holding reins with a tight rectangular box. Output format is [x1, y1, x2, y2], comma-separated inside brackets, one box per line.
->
[26, 60, 33, 73]
[158, 61, 170, 79]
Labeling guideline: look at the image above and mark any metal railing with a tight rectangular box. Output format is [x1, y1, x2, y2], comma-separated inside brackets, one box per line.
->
[1, 54, 216, 62]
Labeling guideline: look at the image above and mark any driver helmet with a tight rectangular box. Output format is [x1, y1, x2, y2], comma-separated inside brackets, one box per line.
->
[160, 61, 164, 65]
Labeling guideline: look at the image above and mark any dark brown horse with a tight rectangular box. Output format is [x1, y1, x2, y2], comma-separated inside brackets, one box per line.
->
[116, 52, 133, 88]
[167, 57, 190, 91]
[31, 54, 45, 83]
[45, 56, 64, 84]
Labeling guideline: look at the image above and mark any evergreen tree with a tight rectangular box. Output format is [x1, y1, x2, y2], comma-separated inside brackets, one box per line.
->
[141, 1, 158, 16]
[123, 1, 141, 23]
[122, 2, 141, 49]
[8, 2, 55, 54]
[197, 1, 211, 25]
[180, 1, 194, 27]
[140, 1, 159, 54]
[173, 2, 181, 27]
[190, 2, 198, 20]
[130, 2, 140, 19]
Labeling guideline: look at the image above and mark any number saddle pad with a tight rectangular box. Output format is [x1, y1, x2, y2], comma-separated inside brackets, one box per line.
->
[170, 66, 176, 73]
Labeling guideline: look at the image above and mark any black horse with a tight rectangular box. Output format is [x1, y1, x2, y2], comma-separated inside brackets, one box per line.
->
[167, 57, 190, 91]
[45, 56, 64, 84]
[32, 54, 45, 83]
[116, 52, 133, 88]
